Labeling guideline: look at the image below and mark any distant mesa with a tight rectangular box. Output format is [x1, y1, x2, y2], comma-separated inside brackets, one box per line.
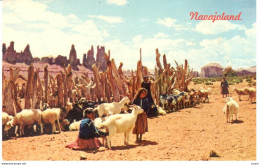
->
[235, 66, 256, 76]
[200, 63, 223, 77]
[200, 63, 256, 77]
[2, 41, 107, 71]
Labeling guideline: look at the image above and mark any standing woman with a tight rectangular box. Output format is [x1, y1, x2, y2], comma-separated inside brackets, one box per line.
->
[221, 76, 229, 98]
[132, 88, 149, 142]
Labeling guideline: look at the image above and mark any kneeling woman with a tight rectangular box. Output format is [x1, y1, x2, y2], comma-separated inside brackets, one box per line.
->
[66, 108, 108, 150]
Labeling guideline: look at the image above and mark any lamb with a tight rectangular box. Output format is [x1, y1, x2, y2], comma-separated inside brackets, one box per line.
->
[94, 97, 131, 117]
[233, 87, 249, 101]
[98, 105, 144, 149]
[42, 102, 72, 134]
[223, 97, 239, 123]
[4, 109, 43, 136]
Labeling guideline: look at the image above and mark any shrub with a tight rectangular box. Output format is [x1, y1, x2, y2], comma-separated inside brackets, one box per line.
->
[205, 81, 213, 85]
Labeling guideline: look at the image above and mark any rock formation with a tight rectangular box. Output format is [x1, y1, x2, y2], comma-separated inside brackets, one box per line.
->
[68, 44, 80, 70]
[16, 44, 33, 65]
[3, 41, 33, 65]
[96, 46, 107, 72]
[54, 55, 68, 67]
[200, 63, 223, 77]
[83, 45, 95, 69]
[3, 41, 16, 64]
[235, 66, 256, 76]
[33, 57, 41, 62]
[192, 71, 199, 77]
[2, 43, 6, 56]
[41, 57, 54, 64]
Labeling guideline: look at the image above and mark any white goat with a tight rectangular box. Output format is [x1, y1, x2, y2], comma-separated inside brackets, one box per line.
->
[223, 97, 239, 123]
[98, 105, 144, 149]
[4, 109, 43, 136]
[94, 97, 131, 117]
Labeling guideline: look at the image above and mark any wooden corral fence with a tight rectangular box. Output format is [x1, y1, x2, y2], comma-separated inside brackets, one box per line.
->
[2, 48, 193, 115]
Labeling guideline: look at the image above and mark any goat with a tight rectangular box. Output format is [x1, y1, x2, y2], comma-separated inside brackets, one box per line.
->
[198, 87, 210, 103]
[94, 97, 131, 117]
[223, 97, 239, 123]
[98, 105, 144, 149]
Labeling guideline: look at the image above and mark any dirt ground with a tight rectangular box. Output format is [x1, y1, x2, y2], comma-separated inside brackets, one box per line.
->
[1, 81, 257, 161]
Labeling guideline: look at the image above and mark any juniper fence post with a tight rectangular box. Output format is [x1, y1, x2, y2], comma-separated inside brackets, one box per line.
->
[25, 64, 34, 109]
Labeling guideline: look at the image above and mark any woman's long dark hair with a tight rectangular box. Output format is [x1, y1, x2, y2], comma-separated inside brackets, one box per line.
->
[132, 88, 147, 102]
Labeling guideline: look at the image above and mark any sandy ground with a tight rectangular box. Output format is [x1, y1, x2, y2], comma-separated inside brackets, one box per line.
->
[1, 81, 257, 161]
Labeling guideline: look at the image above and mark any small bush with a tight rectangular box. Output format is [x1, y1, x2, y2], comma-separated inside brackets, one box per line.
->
[205, 81, 213, 85]
[246, 78, 252, 83]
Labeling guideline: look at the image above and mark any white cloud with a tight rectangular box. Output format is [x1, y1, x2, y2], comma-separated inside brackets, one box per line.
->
[200, 37, 224, 47]
[157, 18, 177, 27]
[245, 23, 256, 38]
[106, 0, 128, 6]
[88, 15, 123, 24]
[157, 17, 188, 30]
[2, 0, 107, 63]
[195, 20, 246, 35]
[154, 33, 168, 38]
[186, 42, 196, 46]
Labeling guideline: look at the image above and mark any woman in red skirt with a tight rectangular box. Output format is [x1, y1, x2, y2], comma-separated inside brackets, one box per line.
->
[66, 108, 108, 150]
[132, 88, 149, 142]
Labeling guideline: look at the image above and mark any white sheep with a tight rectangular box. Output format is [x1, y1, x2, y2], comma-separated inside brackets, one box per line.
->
[233, 87, 249, 101]
[94, 97, 131, 117]
[42, 102, 73, 133]
[244, 87, 256, 103]
[223, 97, 239, 123]
[2, 112, 14, 137]
[69, 120, 81, 131]
[2, 112, 13, 125]
[4, 109, 43, 136]
[157, 106, 166, 115]
[98, 105, 144, 149]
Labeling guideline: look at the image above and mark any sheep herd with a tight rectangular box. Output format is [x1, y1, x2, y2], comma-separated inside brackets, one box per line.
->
[1, 85, 256, 149]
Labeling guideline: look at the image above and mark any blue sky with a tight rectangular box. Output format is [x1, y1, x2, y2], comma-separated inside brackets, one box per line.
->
[1, 0, 256, 72]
